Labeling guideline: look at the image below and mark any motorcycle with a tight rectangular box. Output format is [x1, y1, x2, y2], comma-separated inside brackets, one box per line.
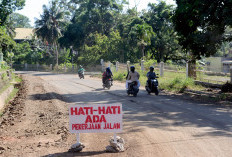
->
[127, 81, 139, 97]
[103, 78, 113, 89]
[78, 72, 84, 79]
[145, 76, 159, 95]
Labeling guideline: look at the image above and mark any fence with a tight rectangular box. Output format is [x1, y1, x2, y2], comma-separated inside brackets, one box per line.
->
[10, 60, 232, 85]
[101, 60, 232, 85]
[12, 63, 102, 74]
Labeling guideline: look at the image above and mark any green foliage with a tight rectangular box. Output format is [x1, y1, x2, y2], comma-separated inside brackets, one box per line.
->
[0, 0, 25, 25]
[1, 72, 8, 81]
[59, 1, 185, 65]
[35, 0, 68, 65]
[9, 13, 31, 28]
[0, 61, 9, 70]
[76, 31, 125, 65]
[144, 2, 182, 62]
[158, 76, 197, 92]
[144, 59, 157, 70]
[113, 71, 127, 81]
[13, 41, 32, 64]
[173, 0, 232, 59]
[60, 0, 125, 48]
[0, 26, 16, 57]
[130, 23, 155, 59]
[35, 1, 66, 45]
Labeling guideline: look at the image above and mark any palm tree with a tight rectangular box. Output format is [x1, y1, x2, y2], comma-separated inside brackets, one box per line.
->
[35, 0, 66, 66]
[131, 23, 155, 59]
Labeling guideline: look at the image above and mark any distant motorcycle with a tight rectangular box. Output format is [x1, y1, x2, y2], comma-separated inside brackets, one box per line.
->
[145, 76, 159, 95]
[127, 81, 139, 97]
[78, 72, 84, 79]
[103, 78, 113, 89]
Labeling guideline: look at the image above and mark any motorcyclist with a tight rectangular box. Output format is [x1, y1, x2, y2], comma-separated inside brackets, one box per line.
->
[78, 65, 85, 74]
[126, 66, 140, 89]
[146, 66, 157, 89]
[102, 67, 113, 85]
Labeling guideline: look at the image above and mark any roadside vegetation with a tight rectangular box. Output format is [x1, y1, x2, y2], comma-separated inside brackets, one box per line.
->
[0, 64, 22, 117]
[112, 69, 204, 93]
[0, 0, 231, 97]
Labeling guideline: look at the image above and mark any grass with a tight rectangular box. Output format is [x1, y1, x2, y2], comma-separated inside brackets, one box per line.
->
[108, 69, 205, 93]
[4, 88, 19, 104]
[0, 82, 11, 95]
[197, 73, 230, 84]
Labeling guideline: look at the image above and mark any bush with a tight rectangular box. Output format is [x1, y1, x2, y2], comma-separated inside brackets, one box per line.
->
[113, 71, 127, 81]
[144, 59, 157, 70]
[1, 72, 8, 81]
[0, 62, 9, 70]
[159, 77, 196, 93]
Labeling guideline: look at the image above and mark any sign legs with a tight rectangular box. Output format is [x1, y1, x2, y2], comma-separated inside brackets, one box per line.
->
[114, 133, 117, 143]
[69, 133, 85, 152]
[77, 133, 80, 144]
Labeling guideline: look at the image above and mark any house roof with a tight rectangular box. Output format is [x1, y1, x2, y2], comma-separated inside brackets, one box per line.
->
[14, 28, 34, 40]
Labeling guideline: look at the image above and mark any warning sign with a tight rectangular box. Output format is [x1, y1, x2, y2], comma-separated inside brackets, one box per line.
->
[69, 104, 123, 133]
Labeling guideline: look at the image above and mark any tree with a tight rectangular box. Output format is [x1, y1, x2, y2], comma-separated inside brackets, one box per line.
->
[173, 0, 232, 78]
[60, 0, 125, 49]
[116, 8, 143, 62]
[0, 26, 16, 58]
[35, 0, 67, 66]
[9, 13, 31, 28]
[0, 0, 25, 25]
[130, 23, 155, 60]
[144, 2, 182, 63]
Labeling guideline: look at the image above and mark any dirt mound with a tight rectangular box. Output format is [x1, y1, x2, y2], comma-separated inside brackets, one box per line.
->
[0, 75, 71, 157]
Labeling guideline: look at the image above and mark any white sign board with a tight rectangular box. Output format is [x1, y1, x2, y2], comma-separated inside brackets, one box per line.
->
[69, 104, 123, 133]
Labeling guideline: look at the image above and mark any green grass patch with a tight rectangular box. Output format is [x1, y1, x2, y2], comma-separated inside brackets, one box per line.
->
[113, 70, 127, 81]
[4, 88, 19, 104]
[0, 82, 11, 95]
[13, 74, 22, 83]
[112, 69, 204, 93]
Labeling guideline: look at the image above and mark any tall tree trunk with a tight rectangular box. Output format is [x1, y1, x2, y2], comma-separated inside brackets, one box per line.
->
[141, 44, 145, 60]
[188, 54, 197, 79]
[56, 43, 58, 66]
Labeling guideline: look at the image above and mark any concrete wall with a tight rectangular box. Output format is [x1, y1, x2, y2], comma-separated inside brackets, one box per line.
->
[205, 57, 223, 73]
[0, 85, 14, 111]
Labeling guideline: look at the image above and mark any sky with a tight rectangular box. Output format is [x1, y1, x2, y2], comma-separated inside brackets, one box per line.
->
[16, 0, 176, 27]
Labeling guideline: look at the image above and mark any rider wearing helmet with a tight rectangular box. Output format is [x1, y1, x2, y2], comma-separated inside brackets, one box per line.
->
[126, 66, 140, 89]
[146, 66, 156, 88]
[102, 67, 113, 84]
[78, 65, 85, 74]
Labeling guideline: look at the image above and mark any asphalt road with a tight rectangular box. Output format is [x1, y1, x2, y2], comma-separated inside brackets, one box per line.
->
[15, 71, 232, 156]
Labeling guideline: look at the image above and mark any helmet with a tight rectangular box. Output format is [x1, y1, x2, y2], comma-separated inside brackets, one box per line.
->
[80, 65, 83, 68]
[106, 67, 111, 73]
[149, 66, 154, 71]
[130, 66, 135, 72]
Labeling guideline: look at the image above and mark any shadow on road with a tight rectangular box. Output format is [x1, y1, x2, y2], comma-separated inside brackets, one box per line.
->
[30, 89, 232, 138]
[42, 150, 107, 157]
